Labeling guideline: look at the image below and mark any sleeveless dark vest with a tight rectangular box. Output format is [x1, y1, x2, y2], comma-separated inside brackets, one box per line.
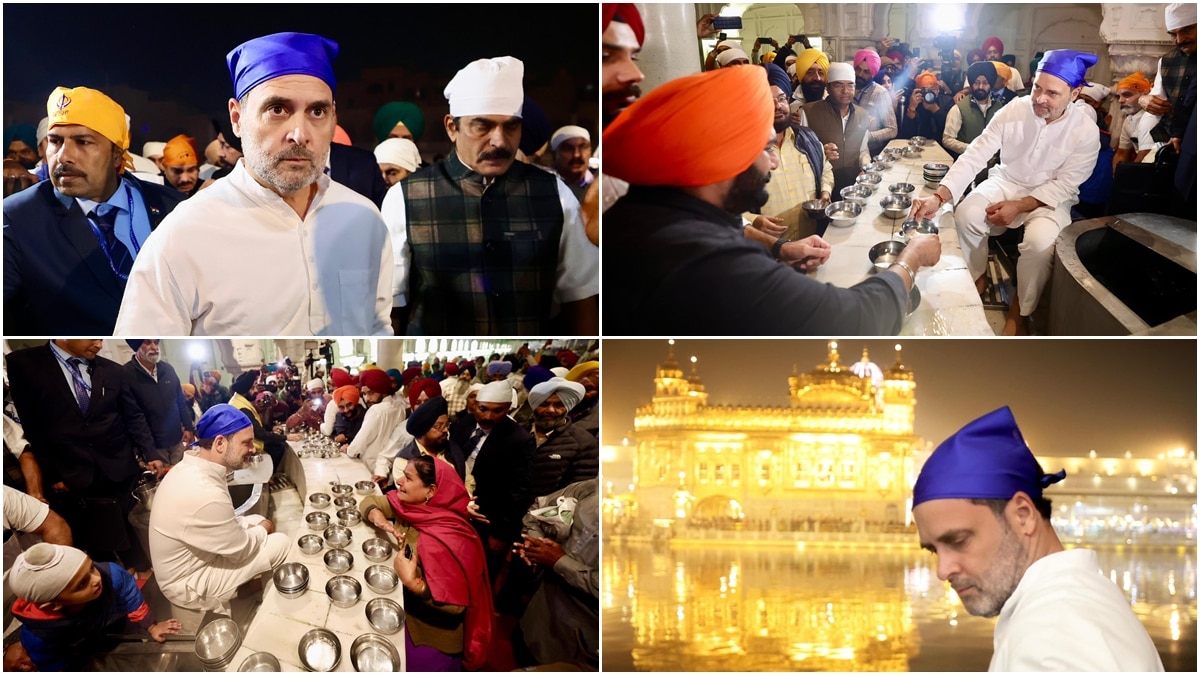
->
[803, 99, 871, 195]
[1150, 48, 1196, 142]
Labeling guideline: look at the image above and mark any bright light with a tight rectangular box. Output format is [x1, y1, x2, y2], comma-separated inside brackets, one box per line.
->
[931, 3, 965, 32]
[187, 342, 206, 361]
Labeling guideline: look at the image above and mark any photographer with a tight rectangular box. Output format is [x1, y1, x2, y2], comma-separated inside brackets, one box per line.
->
[899, 71, 953, 141]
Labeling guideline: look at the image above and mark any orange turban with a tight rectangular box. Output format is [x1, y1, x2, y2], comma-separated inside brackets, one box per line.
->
[990, 61, 1011, 85]
[602, 66, 773, 187]
[1117, 71, 1151, 94]
[333, 385, 360, 405]
[162, 134, 199, 167]
[181, 383, 196, 397]
[914, 71, 939, 89]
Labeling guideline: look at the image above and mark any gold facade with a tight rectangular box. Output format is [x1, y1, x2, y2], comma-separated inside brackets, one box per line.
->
[632, 342, 922, 524]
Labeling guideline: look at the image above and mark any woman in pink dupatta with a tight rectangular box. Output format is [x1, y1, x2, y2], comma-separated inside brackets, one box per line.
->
[385, 454, 493, 670]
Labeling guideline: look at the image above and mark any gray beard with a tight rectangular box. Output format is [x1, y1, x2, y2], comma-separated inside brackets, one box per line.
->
[534, 414, 569, 433]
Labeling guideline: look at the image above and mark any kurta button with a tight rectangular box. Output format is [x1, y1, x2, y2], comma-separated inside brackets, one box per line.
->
[312, 283, 319, 290]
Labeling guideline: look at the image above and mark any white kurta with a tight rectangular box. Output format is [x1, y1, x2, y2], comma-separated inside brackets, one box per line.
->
[149, 452, 289, 612]
[380, 173, 599, 309]
[990, 548, 1163, 672]
[345, 394, 411, 478]
[942, 96, 1099, 314]
[114, 162, 393, 336]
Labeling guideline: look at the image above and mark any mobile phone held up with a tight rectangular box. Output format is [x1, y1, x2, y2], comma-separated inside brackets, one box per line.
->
[712, 16, 742, 31]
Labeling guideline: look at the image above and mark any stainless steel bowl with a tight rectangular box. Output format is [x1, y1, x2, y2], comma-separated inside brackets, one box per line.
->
[335, 507, 361, 528]
[364, 598, 406, 635]
[332, 496, 356, 510]
[902, 146, 923, 158]
[325, 575, 362, 608]
[273, 561, 310, 595]
[869, 240, 907, 269]
[298, 534, 324, 556]
[871, 154, 894, 168]
[324, 547, 354, 574]
[899, 218, 939, 241]
[354, 480, 376, 495]
[910, 135, 928, 146]
[883, 147, 905, 159]
[305, 511, 330, 531]
[923, 162, 950, 175]
[364, 564, 399, 594]
[824, 200, 863, 227]
[246, 453, 266, 467]
[361, 538, 393, 563]
[888, 182, 916, 196]
[879, 194, 912, 219]
[298, 628, 341, 672]
[861, 161, 886, 174]
[330, 483, 353, 496]
[801, 198, 829, 223]
[195, 617, 242, 668]
[840, 185, 871, 206]
[350, 633, 402, 672]
[924, 179, 943, 190]
[308, 493, 331, 509]
[238, 651, 281, 672]
[324, 524, 352, 550]
[855, 172, 882, 190]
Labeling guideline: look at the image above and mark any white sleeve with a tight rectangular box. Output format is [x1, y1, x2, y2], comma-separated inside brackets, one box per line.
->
[346, 407, 383, 459]
[114, 229, 194, 335]
[938, 99, 1013, 201]
[379, 183, 410, 308]
[3, 410, 29, 457]
[857, 131, 870, 167]
[373, 221, 394, 336]
[1142, 58, 1166, 132]
[2, 485, 48, 533]
[553, 179, 599, 305]
[942, 105, 968, 155]
[320, 401, 337, 436]
[373, 427, 413, 479]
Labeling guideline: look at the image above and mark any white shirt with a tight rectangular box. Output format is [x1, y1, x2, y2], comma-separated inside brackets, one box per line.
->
[48, 342, 91, 402]
[940, 96, 1099, 209]
[990, 548, 1164, 671]
[149, 452, 271, 611]
[114, 162, 393, 335]
[2, 485, 48, 533]
[795, 107, 872, 168]
[942, 98, 994, 156]
[345, 394, 411, 478]
[1117, 110, 1154, 151]
[379, 172, 598, 308]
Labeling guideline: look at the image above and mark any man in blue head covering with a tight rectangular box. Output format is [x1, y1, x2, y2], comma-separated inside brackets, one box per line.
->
[116, 32, 393, 337]
[147, 403, 290, 630]
[912, 407, 1163, 671]
[910, 49, 1101, 336]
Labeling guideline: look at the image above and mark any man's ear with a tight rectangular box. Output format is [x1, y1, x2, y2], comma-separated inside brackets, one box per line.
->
[229, 98, 243, 138]
[444, 115, 458, 143]
[1006, 491, 1038, 535]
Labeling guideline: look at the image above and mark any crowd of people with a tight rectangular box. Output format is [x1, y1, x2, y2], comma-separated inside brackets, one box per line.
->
[3, 339, 600, 670]
[3, 31, 599, 337]
[600, 3, 1195, 336]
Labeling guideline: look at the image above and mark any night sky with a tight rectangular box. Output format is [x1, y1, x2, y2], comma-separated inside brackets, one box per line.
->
[602, 340, 1197, 459]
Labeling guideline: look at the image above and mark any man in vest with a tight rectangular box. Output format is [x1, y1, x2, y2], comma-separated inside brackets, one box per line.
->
[796, 62, 871, 196]
[942, 61, 1008, 189]
[382, 56, 598, 335]
[1140, 3, 1195, 154]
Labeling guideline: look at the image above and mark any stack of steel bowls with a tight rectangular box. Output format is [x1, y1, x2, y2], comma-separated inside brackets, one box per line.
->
[923, 162, 950, 190]
[273, 562, 310, 597]
[195, 618, 242, 670]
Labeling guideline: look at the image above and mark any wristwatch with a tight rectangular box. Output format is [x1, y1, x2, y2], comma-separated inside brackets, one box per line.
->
[771, 237, 791, 260]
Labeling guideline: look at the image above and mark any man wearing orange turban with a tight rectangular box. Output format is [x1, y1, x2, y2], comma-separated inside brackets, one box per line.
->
[160, 134, 205, 197]
[3, 86, 184, 335]
[331, 385, 365, 444]
[602, 65, 942, 335]
[1113, 71, 1156, 168]
[900, 70, 954, 140]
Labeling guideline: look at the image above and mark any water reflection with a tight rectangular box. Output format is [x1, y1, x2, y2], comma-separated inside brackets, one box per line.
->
[602, 544, 1197, 671]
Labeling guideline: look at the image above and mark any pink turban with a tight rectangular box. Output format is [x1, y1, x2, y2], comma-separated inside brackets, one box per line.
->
[854, 49, 881, 78]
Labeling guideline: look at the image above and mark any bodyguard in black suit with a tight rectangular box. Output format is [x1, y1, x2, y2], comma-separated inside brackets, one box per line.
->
[6, 340, 159, 571]
[2, 86, 184, 336]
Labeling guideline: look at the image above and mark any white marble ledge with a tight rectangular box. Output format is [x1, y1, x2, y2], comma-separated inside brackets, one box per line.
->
[903, 303, 995, 336]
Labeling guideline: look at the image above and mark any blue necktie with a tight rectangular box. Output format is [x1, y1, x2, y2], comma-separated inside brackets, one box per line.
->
[66, 358, 90, 415]
[89, 204, 132, 276]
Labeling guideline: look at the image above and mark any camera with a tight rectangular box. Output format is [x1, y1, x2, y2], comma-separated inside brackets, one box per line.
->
[921, 90, 938, 104]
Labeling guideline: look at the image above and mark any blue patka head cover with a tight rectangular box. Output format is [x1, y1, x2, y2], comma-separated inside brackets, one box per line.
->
[196, 403, 252, 440]
[912, 406, 1066, 507]
[227, 32, 339, 101]
[1035, 49, 1098, 89]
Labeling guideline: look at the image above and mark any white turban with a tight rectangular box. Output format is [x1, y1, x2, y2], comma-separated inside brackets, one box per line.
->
[827, 61, 855, 83]
[477, 380, 514, 404]
[373, 137, 421, 172]
[787, 63, 797, 78]
[1079, 82, 1111, 103]
[142, 141, 165, 160]
[528, 378, 585, 411]
[306, 378, 325, 392]
[550, 125, 590, 152]
[1166, 3, 1196, 30]
[550, 366, 569, 378]
[445, 56, 524, 118]
[715, 40, 740, 52]
[9, 543, 89, 604]
[468, 383, 486, 395]
[36, 117, 49, 145]
[716, 48, 750, 67]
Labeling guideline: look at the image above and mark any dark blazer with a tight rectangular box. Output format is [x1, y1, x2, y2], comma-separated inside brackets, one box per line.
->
[5, 344, 155, 491]
[470, 415, 535, 541]
[3, 175, 183, 335]
[123, 357, 194, 457]
[330, 143, 388, 208]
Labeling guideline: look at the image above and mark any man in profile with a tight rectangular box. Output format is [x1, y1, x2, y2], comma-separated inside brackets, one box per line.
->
[912, 407, 1163, 671]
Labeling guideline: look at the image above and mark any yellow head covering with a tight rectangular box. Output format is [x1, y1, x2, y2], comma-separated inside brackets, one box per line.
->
[794, 48, 830, 79]
[162, 134, 199, 167]
[990, 61, 1012, 86]
[46, 86, 133, 173]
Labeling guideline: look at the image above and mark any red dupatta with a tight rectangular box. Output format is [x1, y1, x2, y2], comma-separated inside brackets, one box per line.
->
[388, 459, 493, 669]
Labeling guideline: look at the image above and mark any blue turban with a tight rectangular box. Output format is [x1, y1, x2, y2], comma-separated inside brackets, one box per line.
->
[1034, 49, 1098, 89]
[125, 339, 146, 351]
[966, 61, 999, 89]
[386, 368, 404, 392]
[487, 360, 513, 377]
[519, 97, 551, 157]
[3, 124, 37, 151]
[196, 403, 252, 440]
[523, 366, 554, 393]
[762, 63, 792, 98]
[406, 396, 448, 437]
[227, 32, 339, 101]
[912, 406, 1066, 507]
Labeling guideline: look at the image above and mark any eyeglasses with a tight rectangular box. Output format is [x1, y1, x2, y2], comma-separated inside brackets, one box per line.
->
[773, 94, 789, 105]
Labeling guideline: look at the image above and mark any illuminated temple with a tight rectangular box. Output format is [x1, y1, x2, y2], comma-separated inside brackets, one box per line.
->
[632, 341, 923, 527]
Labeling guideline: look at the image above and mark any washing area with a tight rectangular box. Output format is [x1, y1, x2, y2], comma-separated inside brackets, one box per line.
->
[1049, 213, 1196, 335]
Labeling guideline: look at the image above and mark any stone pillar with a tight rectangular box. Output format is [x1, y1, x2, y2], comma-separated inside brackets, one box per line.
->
[636, 2, 704, 93]
[375, 338, 410, 371]
[1100, 3, 1173, 82]
[818, 3, 881, 62]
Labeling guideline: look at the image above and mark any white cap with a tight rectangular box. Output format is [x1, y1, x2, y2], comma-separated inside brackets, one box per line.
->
[142, 141, 165, 159]
[716, 40, 740, 51]
[550, 126, 590, 152]
[36, 117, 49, 145]
[477, 380, 513, 404]
[827, 62, 855, 83]
[1166, 3, 1196, 30]
[550, 366, 569, 378]
[444, 56, 524, 118]
[716, 48, 750, 67]
[373, 138, 421, 172]
[306, 378, 324, 391]
[1079, 82, 1111, 103]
